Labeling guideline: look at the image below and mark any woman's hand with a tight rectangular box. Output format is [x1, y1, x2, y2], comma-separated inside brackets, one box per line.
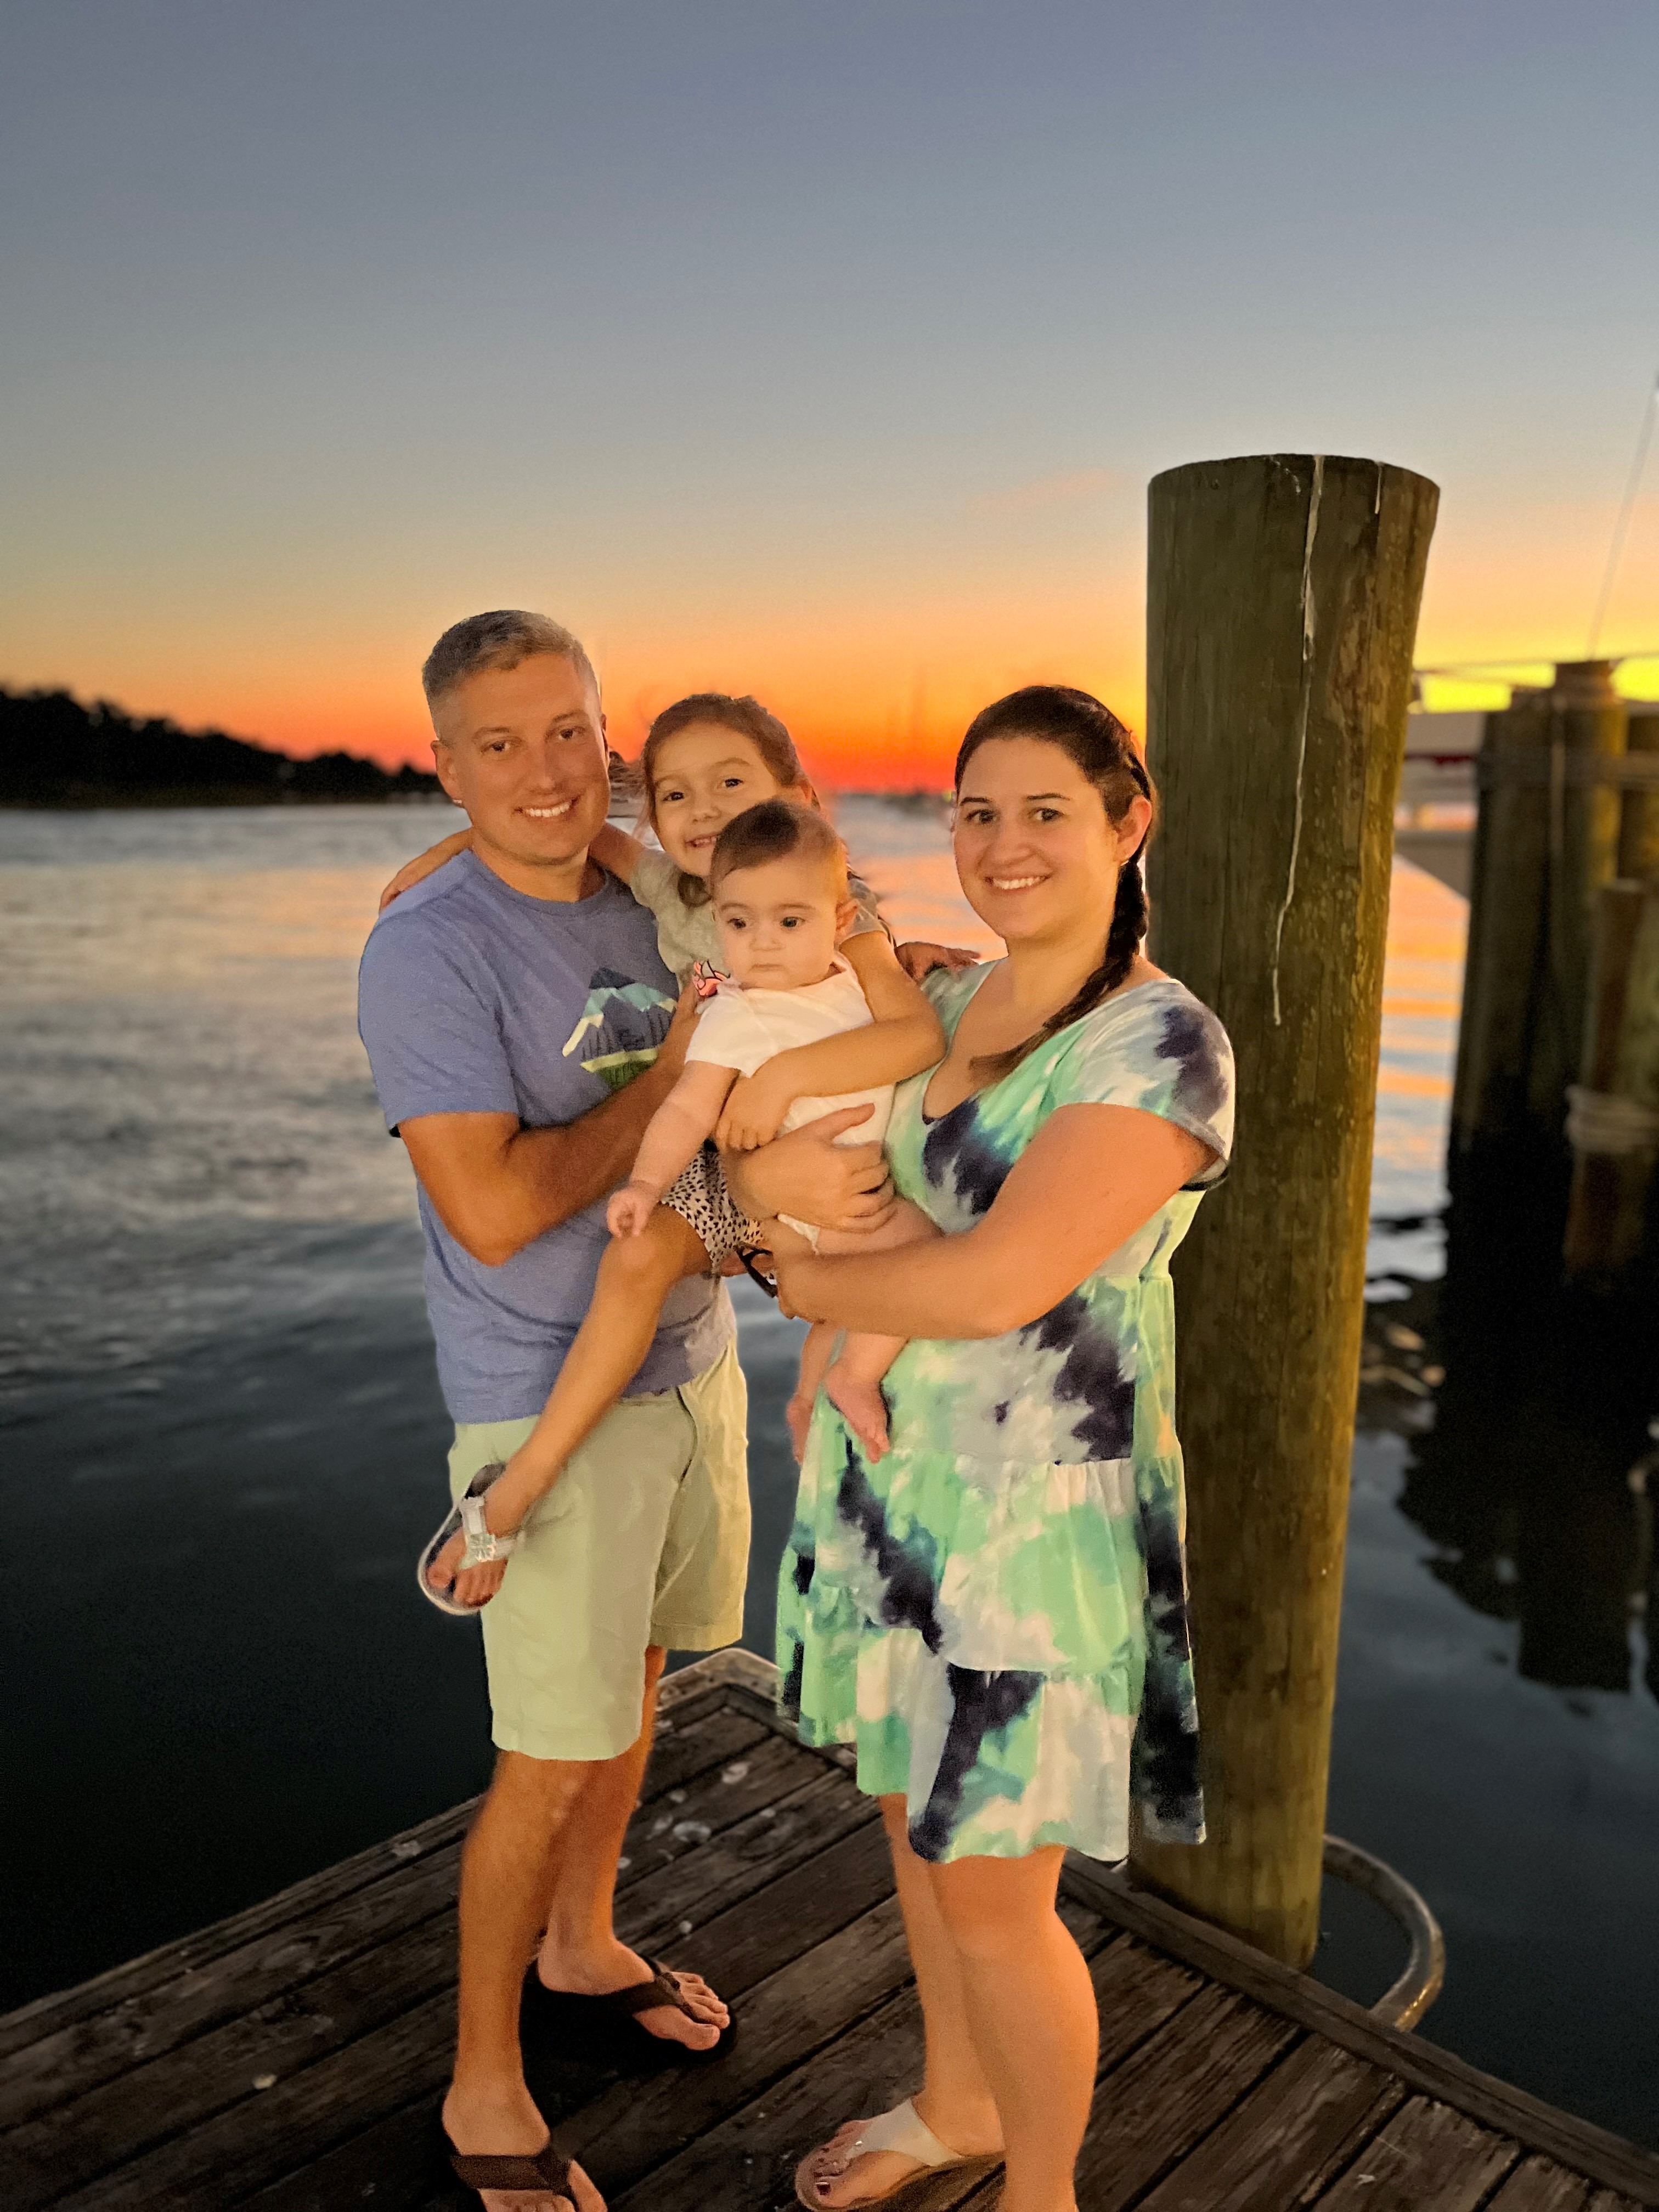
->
[716, 1065, 798, 1152]
[722, 1105, 895, 1234]
[379, 827, 472, 910]
[895, 940, 981, 982]
[608, 1180, 662, 1237]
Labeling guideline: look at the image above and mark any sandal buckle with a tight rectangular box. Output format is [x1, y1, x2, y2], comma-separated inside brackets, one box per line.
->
[458, 1493, 516, 1567]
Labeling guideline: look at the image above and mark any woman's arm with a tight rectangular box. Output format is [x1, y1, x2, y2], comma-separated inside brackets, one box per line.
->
[609, 1059, 737, 1233]
[772, 1103, 1214, 1337]
[716, 935, 946, 1150]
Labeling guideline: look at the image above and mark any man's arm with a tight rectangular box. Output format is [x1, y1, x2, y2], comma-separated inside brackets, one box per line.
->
[400, 987, 699, 1266]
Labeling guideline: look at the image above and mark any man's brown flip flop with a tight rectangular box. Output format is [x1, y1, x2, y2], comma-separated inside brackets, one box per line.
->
[522, 1957, 736, 2066]
[442, 2122, 579, 2206]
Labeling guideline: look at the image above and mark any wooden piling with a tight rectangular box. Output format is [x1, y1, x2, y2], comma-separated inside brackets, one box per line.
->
[1451, 663, 1628, 1187]
[1138, 453, 1438, 1968]
[1530, 662, 1629, 1131]
[1619, 708, 1659, 883]
[1449, 689, 1554, 1181]
[1563, 879, 1659, 1286]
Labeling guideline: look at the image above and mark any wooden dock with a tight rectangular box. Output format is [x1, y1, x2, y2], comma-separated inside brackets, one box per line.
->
[5, 1650, 1657, 2211]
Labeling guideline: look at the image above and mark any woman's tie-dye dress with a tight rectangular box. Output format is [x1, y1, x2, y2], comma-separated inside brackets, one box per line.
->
[776, 966, 1235, 1864]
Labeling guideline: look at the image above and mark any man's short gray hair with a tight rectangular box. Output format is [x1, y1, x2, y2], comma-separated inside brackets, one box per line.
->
[421, 610, 599, 712]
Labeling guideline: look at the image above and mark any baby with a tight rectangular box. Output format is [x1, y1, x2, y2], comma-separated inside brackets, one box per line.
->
[396, 693, 964, 1612]
[611, 795, 938, 1454]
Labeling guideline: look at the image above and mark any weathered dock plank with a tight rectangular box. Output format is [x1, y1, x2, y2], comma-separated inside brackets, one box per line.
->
[0, 1692, 769, 2137]
[4, 1650, 1657, 2211]
[244, 1852, 911, 2210]
[1310, 2096, 1518, 2208]
[1070, 1985, 1300, 2211]
[1489, 2160, 1621, 2212]
[1136, 2036, 1406, 2211]
[1059, 1854, 1659, 2208]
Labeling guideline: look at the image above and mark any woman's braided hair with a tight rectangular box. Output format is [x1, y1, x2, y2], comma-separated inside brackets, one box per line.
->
[955, 685, 1154, 1082]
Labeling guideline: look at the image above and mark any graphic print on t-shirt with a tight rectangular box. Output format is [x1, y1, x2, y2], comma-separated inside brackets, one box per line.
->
[561, 967, 676, 1092]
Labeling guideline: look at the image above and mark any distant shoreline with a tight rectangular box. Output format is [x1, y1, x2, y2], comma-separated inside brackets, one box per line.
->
[0, 789, 452, 811]
[2, 683, 447, 811]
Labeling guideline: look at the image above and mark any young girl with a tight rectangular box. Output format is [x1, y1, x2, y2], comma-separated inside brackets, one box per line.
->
[388, 694, 967, 1612]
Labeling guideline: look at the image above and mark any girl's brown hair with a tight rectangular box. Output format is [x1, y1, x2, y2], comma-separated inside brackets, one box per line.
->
[954, 684, 1154, 1080]
[640, 693, 815, 908]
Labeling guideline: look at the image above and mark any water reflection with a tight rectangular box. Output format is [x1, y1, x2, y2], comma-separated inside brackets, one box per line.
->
[1363, 1238, 1657, 1700]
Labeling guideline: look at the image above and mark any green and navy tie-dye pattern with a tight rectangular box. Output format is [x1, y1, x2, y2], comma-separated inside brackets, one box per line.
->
[777, 966, 1234, 1865]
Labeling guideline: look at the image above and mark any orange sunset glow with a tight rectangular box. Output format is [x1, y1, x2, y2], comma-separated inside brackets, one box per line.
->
[4, 10, 1657, 789]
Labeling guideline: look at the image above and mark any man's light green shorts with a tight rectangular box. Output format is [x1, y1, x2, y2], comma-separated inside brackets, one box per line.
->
[449, 1342, 749, 1764]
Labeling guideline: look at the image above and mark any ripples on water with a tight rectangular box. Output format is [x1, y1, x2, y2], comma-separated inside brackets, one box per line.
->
[0, 799, 1460, 1398]
[1, 801, 1655, 2145]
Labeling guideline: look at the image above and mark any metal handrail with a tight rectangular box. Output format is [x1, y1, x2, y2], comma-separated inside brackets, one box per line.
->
[1324, 1833, 1447, 2030]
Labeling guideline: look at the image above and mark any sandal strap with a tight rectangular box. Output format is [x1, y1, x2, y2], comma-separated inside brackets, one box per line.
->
[735, 1245, 779, 1299]
[848, 2099, 959, 2168]
[447, 2139, 571, 2193]
[458, 1463, 519, 1567]
[605, 1959, 692, 2018]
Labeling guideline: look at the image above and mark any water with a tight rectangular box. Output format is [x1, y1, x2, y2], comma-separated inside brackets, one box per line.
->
[2, 802, 1655, 2147]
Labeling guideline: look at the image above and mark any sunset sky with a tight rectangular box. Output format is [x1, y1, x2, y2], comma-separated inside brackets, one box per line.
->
[4, 2, 1657, 788]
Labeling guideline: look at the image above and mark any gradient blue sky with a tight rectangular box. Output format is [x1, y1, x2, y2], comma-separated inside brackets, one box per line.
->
[3, 1, 1656, 780]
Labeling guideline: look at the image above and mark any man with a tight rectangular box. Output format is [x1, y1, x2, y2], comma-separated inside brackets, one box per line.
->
[358, 612, 893, 2210]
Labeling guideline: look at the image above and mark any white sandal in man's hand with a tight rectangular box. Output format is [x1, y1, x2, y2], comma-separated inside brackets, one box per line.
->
[418, 1463, 521, 1616]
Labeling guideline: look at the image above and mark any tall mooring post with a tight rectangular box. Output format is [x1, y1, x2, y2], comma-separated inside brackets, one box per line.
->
[1618, 707, 1659, 883]
[1562, 879, 1659, 1287]
[1137, 453, 1438, 1968]
[1450, 661, 1629, 1206]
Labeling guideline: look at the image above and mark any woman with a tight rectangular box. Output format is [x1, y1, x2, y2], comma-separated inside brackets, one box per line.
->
[772, 686, 1234, 2212]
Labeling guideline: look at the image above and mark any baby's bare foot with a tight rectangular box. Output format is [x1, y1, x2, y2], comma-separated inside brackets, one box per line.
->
[823, 1368, 890, 1462]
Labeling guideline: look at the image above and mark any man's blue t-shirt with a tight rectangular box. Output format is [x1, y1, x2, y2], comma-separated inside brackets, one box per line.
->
[357, 850, 733, 1424]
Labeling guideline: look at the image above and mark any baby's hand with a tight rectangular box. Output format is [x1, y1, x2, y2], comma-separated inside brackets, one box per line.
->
[718, 1068, 796, 1152]
[608, 1181, 661, 1237]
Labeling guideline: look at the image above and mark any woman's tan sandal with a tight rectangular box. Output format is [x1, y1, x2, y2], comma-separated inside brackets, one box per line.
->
[794, 2099, 1002, 2209]
[441, 2125, 577, 2204]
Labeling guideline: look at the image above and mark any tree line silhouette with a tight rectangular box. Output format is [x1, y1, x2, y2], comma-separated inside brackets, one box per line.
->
[1, 686, 444, 807]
